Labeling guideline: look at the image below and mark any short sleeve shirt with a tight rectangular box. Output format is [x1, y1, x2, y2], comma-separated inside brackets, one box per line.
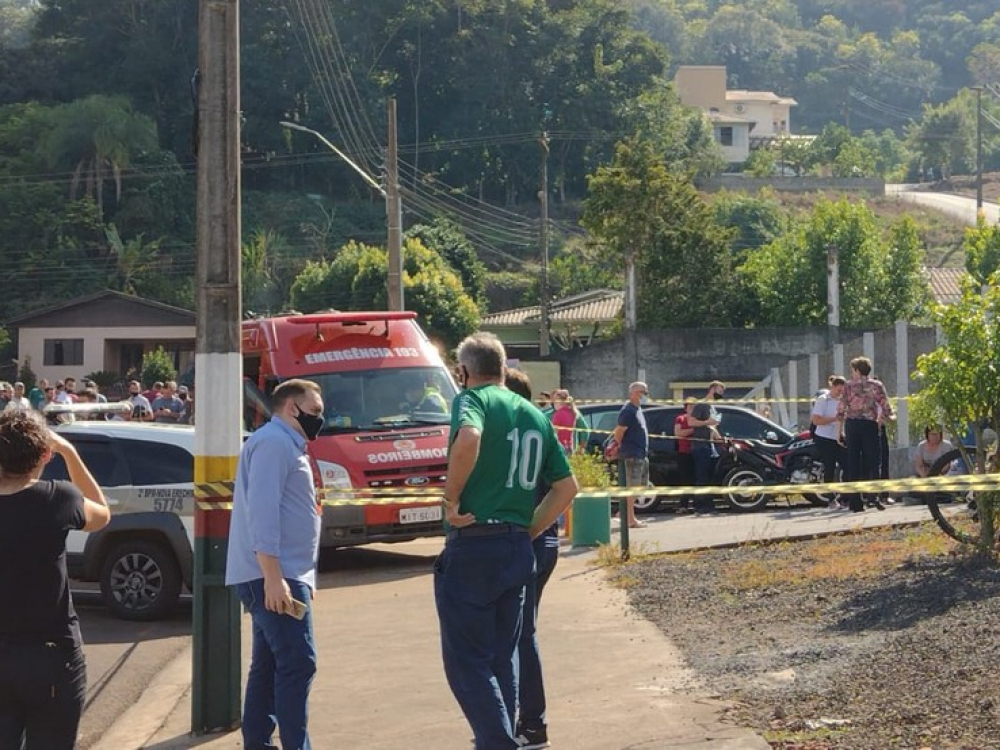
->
[0, 480, 86, 646]
[617, 402, 648, 458]
[811, 393, 840, 440]
[916, 439, 954, 468]
[449, 384, 572, 527]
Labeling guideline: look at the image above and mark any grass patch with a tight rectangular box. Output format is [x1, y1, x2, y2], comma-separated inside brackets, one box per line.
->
[723, 524, 961, 591]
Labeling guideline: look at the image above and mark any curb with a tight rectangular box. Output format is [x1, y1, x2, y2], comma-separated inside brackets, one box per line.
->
[91, 645, 192, 750]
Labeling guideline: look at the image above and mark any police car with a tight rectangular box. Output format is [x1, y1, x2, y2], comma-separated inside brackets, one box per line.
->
[44, 418, 195, 621]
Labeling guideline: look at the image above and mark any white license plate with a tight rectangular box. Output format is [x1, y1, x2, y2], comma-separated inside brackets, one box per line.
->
[399, 506, 443, 524]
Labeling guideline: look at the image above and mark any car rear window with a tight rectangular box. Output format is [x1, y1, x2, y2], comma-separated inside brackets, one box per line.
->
[120, 440, 194, 486]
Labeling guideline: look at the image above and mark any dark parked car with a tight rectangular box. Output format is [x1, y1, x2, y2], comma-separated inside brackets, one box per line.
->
[576, 402, 794, 511]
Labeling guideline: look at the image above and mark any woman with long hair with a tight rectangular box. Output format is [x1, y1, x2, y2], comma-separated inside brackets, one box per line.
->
[0, 410, 110, 748]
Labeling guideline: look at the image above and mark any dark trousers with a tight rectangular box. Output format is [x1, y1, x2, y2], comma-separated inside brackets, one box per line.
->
[676, 452, 695, 508]
[814, 435, 846, 483]
[435, 529, 534, 750]
[517, 537, 559, 733]
[691, 444, 716, 512]
[844, 419, 880, 511]
[235, 578, 317, 750]
[0, 641, 86, 750]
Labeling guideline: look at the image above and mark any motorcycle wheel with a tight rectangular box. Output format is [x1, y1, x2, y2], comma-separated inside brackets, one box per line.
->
[803, 460, 838, 507]
[723, 466, 769, 512]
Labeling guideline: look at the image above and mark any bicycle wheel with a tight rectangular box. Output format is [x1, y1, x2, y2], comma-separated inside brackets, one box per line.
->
[925, 449, 980, 545]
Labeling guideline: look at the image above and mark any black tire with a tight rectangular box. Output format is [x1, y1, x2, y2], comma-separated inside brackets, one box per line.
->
[633, 490, 661, 514]
[100, 539, 183, 621]
[723, 466, 769, 512]
[925, 449, 980, 545]
[803, 460, 838, 507]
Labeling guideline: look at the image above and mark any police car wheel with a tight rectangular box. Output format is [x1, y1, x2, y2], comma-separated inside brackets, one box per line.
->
[100, 539, 183, 621]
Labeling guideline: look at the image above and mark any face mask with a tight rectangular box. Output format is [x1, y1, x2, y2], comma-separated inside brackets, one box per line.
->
[295, 407, 324, 441]
[639, 395, 649, 405]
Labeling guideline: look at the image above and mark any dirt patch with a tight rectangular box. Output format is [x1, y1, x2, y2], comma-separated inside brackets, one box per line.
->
[617, 526, 1000, 749]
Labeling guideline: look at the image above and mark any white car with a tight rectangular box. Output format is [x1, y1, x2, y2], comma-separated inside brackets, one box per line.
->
[44, 421, 195, 621]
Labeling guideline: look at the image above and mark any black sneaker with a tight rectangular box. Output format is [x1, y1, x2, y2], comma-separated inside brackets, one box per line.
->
[516, 726, 550, 749]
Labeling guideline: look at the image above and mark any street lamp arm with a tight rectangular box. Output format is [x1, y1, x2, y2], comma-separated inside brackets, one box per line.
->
[279, 121, 386, 197]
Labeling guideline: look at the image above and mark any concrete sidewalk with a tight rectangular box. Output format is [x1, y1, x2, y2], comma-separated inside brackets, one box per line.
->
[94, 502, 941, 749]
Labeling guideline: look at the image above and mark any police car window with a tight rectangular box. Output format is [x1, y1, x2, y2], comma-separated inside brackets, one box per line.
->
[43, 439, 125, 486]
[121, 440, 194, 486]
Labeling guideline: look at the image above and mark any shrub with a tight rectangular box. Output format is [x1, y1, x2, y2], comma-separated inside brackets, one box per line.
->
[140, 347, 177, 387]
[17, 356, 36, 390]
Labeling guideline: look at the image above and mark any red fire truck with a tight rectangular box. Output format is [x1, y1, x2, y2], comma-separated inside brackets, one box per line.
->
[241, 311, 457, 547]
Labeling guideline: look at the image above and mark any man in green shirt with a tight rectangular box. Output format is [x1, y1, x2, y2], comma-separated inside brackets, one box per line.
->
[437, 333, 578, 750]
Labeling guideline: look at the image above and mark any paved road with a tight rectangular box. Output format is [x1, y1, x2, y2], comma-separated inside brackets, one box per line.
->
[887, 183, 1000, 226]
[75, 590, 191, 749]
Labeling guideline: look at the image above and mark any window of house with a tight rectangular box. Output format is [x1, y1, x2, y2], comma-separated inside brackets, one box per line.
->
[718, 127, 734, 146]
[44, 338, 84, 367]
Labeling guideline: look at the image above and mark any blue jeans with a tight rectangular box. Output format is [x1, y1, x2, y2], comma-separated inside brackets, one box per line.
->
[235, 578, 317, 750]
[434, 528, 534, 750]
[518, 537, 559, 733]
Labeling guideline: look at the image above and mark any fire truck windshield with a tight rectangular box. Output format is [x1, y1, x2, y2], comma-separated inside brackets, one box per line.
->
[307, 366, 458, 433]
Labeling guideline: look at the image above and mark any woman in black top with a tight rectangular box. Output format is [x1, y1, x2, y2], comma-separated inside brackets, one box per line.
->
[0, 410, 110, 749]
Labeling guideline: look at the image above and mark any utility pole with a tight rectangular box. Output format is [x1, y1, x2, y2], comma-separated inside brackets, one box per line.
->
[975, 85, 984, 216]
[192, 0, 242, 733]
[827, 242, 840, 348]
[539, 132, 551, 357]
[386, 98, 404, 311]
[624, 249, 638, 384]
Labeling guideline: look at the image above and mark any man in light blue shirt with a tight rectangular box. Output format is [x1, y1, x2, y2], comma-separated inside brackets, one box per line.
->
[226, 378, 324, 750]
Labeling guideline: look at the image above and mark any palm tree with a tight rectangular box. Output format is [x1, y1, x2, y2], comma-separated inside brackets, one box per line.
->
[41, 94, 159, 215]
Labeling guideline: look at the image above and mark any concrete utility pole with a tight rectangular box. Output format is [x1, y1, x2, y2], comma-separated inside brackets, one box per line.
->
[386, 98, 404, 311]
[624, 250, 638, 384]
[539, 132, 551, 357]
[192, 0, 242, 733]
[826, 242, 840, 348]
[975, 86, 984, 215]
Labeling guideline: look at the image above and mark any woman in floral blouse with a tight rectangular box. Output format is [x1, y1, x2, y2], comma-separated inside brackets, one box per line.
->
[838, 356, 893, 512]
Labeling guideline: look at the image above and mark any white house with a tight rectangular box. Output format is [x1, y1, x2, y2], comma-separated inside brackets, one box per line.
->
[6, 290, 195, 385]
[674, 65, 797, 163]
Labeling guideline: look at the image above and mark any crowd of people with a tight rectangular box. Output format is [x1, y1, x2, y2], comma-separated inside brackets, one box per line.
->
[0, 377, 194, 424]
[225, 334, 580, 750]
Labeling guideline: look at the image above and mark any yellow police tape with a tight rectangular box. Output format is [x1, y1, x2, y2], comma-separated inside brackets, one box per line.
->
[194, 472, 999, 511]
[566, 396, 906, 405]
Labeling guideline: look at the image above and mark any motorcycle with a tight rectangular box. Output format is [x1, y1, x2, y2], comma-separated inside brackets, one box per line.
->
[716, 431, 837, 512]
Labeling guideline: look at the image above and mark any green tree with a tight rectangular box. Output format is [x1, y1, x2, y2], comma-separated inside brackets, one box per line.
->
[740, 199, 928, 328]
[405, 219, 487, 307]
[911, 280, 1000, 555]
[141, 346, 177, 387]
[40, 95, 159, 215]
[105, 224, 160, 295]
[581, 138, 737, 327]
[16, 355, 35, 390]
[964, 217, 1000, 285]
[241, 229, 286, 316]
[290, 239, 479, 349]
[907, 92, 977, 180]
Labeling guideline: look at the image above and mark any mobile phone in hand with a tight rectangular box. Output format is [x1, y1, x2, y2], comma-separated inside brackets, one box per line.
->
[287, 597, 308, 620]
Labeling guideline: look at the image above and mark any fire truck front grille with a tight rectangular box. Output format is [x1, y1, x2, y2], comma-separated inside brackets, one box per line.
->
[363, 463, 448, 488]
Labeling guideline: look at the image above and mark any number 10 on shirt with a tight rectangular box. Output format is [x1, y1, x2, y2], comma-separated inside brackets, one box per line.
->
[505, 428, 544, 490]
